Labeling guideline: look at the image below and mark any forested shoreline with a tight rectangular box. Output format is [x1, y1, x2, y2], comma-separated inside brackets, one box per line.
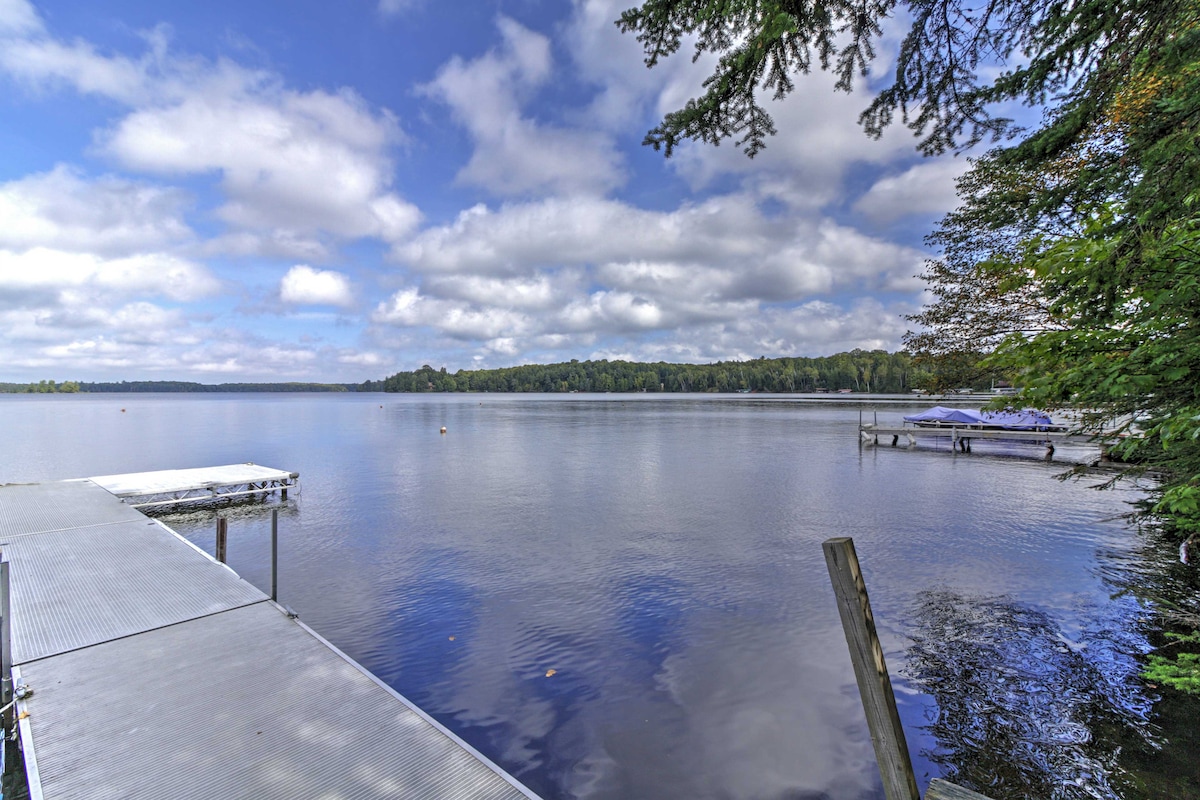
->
[3, 350, 1001, 395]
[363, 350, 970, 394]
[0, 380, 352, 393]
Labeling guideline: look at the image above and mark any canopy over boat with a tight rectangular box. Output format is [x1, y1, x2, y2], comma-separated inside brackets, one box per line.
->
[903, 406, 1056, 430]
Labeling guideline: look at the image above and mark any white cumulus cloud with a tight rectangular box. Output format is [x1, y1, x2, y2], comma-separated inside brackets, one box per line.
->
[0, 0, 39, 35]
[853, 160, 969, 222]
[100, 73, 421, 246]
[0, 248, 220, 306]
[279, 265, 355, 308]
[0, 165, 192, 255]
[0, 5, 421, 257]
[423, 16, 626, 198]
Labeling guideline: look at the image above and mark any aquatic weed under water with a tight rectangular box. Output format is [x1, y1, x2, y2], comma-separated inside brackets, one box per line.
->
[904, 591, 1158, 800]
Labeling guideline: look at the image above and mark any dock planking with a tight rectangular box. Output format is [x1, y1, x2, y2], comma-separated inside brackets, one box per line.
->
[0, 474, 538, 800]
[89, 463, 299, 508]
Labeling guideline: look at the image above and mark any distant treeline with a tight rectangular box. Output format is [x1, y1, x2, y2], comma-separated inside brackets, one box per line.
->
[363, 350, 969, 394]
[0, 380, 82, 393]
[1, 380, 352, 393]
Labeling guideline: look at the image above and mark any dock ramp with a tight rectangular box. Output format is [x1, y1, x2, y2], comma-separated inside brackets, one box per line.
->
[0, 477, 538, 800]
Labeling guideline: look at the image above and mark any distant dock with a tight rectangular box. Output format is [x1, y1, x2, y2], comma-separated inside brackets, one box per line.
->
[0, 470, 538, 800]
[859, 423, 1094, 456]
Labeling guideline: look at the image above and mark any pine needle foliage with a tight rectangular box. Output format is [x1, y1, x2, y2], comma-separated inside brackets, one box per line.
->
[1145, 631, 1200, 695]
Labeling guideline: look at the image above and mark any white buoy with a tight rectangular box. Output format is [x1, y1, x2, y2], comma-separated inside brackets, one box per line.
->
[440, 426, 447, 434]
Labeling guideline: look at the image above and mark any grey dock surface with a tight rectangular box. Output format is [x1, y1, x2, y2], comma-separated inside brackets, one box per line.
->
[89, 463, 299, 508]
[0, 477, 539, 800]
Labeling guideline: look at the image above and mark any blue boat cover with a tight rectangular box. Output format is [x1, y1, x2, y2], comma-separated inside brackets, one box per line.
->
[903, 406, 983, 425]
[903, 406, 1055, 430]
[981, 408, 1055, 430]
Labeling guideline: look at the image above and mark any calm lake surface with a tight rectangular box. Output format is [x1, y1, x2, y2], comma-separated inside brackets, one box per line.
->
[2, 393, 1197, 800]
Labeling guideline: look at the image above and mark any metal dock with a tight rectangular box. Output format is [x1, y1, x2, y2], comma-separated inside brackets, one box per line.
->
[859, 424, 1091, 455]
[0, 475, 539, 800]
[89, 462, 299, 508]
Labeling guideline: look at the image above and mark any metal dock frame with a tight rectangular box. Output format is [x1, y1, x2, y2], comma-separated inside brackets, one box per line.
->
[89, 463, 300, 508]
[0, 477, 539, 800]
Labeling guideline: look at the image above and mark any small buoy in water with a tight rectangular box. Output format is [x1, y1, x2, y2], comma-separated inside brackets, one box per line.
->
[120, 408, 126, 413]
[440, 426, 447, 434]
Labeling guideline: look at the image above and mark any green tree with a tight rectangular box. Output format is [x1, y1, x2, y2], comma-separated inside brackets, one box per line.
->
[618, 1, 1184, 157]
[907, 5, 1200, 527]
[619, 0, 1200, 512]
[620, 0, 1200, 692]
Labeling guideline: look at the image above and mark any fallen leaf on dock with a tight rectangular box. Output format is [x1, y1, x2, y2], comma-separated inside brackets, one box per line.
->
[18, 711, 29, 720]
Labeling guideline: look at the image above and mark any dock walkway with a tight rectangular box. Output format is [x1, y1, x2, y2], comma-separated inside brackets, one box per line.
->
[0, 474, 538, 800]
[89, 462, 299, 508]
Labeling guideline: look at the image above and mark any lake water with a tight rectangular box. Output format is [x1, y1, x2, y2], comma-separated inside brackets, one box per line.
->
[1, 393, 1197, 800]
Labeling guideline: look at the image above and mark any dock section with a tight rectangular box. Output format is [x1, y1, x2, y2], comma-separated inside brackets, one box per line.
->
[857, 424, 1103, 456]
[89, 462, 299, 508]
[0, 477, 538, 800]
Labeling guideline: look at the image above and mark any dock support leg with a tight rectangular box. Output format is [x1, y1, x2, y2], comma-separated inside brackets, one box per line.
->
[891, 435, 898, 447]
[822, 538, 920, 800]
[271, 510, 279, 602]
[281, 486, 288, 500]
[1, 558, 11, 737]
[216, 517, 228, 564]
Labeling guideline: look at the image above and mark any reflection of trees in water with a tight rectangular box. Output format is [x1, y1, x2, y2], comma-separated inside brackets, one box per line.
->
[905, 591, 1158, 800]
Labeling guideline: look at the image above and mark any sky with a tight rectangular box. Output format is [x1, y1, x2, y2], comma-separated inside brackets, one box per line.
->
[0, 0, 974, 383]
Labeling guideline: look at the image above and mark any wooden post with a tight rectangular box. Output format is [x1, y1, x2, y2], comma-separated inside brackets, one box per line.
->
[0, 558, 11, 736]
[926, 779, 995, 800]
[215, 517, 228, 564]
[823, 537, 920, 800]
[270, 510, 279, 602]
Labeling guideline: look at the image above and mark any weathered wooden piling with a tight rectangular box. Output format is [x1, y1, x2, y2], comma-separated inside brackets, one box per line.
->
[925, 779, 995, 800]
[822, 537, 921, 800]
[824, 537, 997, 800]
[215, 517, 228, 564]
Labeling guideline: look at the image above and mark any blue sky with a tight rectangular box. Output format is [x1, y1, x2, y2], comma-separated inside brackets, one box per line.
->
[0, 0, 972, 383]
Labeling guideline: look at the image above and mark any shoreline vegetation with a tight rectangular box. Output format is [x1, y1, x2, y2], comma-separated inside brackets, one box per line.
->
[363, 350, 964, 394]
[0, 380, 352, 393]
[3, 350, 994, 395]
